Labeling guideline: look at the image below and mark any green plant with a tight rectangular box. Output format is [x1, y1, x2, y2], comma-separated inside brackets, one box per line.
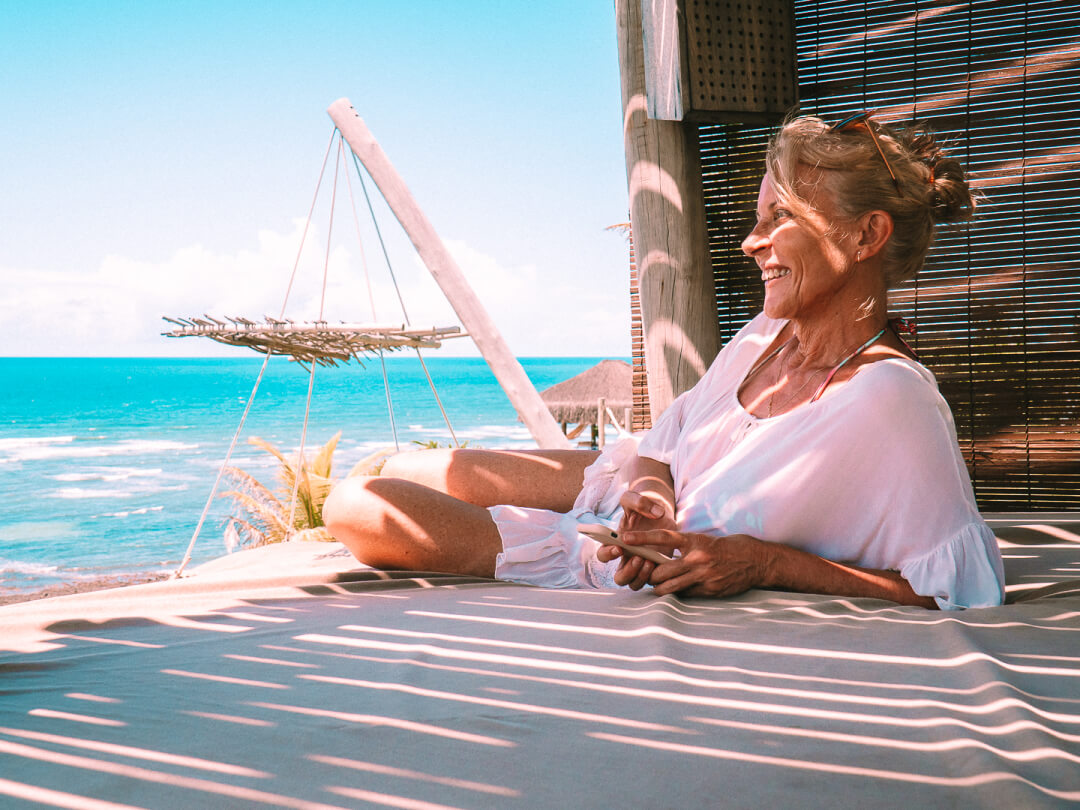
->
[219, 435, 464, 548]
[221, 432, 342, 547]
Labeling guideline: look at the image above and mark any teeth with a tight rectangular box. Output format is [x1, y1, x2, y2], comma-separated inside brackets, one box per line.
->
[762, 268, 791, 281]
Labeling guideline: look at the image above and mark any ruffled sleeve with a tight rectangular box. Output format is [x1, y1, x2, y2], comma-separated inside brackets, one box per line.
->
[900, 521, 1005, 610]
[636, 389, 691, 465]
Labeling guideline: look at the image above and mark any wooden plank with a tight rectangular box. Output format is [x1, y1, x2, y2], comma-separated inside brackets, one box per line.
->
[641, 0, 688, 121]
[327, 99, 571, 449]
[616, 0, 722, 420]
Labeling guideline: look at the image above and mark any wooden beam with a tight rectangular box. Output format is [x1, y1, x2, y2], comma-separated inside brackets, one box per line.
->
[616, 0, 721, 420]
[327, 99, 571, 450]
[641, 0, 688, 121]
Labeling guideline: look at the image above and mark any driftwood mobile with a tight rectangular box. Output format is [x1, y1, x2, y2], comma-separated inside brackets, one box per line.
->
[165, 98, 569, 450]
[164, 98, 577, 578]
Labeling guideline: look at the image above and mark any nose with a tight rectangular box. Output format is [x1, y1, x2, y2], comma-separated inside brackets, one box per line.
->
[741, 221, 770, 258]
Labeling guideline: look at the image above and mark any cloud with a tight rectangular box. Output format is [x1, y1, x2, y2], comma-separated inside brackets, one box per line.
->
[0, 222, 629, 358]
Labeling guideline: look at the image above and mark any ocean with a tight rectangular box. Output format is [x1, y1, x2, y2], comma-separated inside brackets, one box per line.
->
[0, 355, 610, 597]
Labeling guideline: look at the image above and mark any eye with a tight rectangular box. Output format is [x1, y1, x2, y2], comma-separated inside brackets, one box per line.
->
[773, 208, 793, 222]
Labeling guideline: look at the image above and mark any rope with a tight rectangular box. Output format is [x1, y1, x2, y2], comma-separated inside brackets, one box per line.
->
[172, 351, 272, 578]
[174, 130, 337, 575]
[342, 134, 399, 452]
[348, 147, 459, 447]
[414, 348, 459, 448]
[279, 129, 337, 319]
[284, 137, 343, 537]
[178, 123, 464, 571]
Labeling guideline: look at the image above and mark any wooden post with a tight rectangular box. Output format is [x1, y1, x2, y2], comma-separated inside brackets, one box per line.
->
[328, 99, 571, 450]
[615, 0, 721, 420]
[597, 396, 607, 449]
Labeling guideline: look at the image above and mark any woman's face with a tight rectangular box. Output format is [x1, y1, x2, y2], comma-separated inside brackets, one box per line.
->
[741, 173, 855, 322]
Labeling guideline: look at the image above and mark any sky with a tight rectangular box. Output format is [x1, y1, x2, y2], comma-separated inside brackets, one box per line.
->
[0, 1, 631, 358]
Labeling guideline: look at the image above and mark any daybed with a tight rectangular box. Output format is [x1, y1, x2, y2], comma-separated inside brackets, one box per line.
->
[1, 519, 1078, 808]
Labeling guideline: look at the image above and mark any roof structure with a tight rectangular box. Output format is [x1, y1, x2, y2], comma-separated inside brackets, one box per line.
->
[162, 316, 465, 367]
[540, 358, 632, 424]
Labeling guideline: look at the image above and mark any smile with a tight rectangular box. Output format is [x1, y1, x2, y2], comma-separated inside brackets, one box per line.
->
[761, 267, 791, 282]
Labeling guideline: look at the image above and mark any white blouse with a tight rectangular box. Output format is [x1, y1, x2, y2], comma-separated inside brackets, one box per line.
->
[633, 313, 1004, 609]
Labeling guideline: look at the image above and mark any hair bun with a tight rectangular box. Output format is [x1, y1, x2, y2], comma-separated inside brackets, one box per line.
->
[901, 126, 976, 223]
[927, 157, 975, 223]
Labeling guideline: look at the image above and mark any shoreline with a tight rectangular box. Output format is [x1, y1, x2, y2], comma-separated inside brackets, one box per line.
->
[0, 571, 171, 607]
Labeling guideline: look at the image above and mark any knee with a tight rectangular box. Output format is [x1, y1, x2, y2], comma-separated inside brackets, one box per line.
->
[380, 448, 456, 488]
[323, 476, 430, 569]
[323, 476, 383, 547]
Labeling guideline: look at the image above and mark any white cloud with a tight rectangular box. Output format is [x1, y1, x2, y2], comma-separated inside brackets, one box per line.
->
[0, 222, 629, 358]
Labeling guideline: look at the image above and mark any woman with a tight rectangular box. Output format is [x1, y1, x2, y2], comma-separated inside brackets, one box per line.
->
[324, 113, 1005, 610]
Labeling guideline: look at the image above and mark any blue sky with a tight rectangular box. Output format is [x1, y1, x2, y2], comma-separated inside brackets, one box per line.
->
[1, 2, 630, 357]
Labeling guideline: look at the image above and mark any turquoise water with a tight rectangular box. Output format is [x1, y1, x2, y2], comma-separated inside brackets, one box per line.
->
[0, 355, 609, 595]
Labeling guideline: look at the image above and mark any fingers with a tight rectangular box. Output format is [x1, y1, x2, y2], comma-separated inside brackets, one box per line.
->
[619, 490, 666, 520]
[621, 528, 683, 552]
[596, 544, 622, 563]
[613, 554, 656, 590]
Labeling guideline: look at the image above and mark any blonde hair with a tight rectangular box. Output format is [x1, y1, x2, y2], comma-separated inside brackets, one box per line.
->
[766, 115, 975, 287]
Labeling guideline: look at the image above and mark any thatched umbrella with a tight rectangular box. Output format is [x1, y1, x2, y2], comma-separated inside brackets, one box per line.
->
[538, 359, 632, 446]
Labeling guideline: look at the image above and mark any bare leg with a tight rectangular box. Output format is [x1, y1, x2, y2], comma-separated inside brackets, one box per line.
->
[323, 476, 503, 577]
[380, 448, 599, 511]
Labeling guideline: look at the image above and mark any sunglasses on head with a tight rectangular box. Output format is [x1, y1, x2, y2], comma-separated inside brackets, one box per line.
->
[830, 111, 901, 192]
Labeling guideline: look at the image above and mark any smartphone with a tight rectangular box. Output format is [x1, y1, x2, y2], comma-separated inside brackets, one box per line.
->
[578, 523, 673, 564]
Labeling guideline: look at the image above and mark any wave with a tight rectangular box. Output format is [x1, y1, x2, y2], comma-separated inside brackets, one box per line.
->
[1, 439, 198, 464]
[0, 559, 60, 577]
[49, 484, 189, 500]
[53, 467, 164, 483]
[49, 487, 133, 500]
[98, 506, 166, 519]
[0, 436, 75, 451]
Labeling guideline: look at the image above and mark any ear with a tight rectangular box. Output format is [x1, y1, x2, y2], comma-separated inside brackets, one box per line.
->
[854, 210, 894, 259]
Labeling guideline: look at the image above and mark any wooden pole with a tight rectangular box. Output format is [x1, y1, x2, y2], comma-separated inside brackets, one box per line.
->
[597, 396, 607, 449]
[615, 0, 721, 420]
[328, 99, 571, 450]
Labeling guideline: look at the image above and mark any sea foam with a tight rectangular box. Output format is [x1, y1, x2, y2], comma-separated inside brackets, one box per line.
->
[53, 467, 164, 483]
[0, 559, 60, 577]
[0, 438, 197, 464]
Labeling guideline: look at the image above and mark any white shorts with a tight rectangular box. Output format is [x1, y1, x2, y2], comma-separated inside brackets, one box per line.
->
[489, 505, 620, 589]
[489, 435, 642, 590]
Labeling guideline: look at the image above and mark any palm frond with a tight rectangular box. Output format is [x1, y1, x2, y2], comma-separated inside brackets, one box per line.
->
[312, 431, 341, 479]
[219, 432, 346, 549]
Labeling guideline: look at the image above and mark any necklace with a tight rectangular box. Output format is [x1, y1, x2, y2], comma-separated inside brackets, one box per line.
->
[768, 342, 818, 417]
[750, 326, 888, 418]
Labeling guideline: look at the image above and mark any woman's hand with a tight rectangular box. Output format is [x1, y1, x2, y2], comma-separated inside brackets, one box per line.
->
[618, 530, 771, 597]
[605, 530, 938, 608]
[617, 489, 677, 533]
[596, 540, 658, 591]
[594, 455, 678, 590]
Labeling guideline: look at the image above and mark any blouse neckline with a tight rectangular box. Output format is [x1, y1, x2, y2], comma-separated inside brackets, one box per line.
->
[733, 316, 924, 423]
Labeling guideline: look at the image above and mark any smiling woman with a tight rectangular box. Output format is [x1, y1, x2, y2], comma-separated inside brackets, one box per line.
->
[325, 113, 1004, 611]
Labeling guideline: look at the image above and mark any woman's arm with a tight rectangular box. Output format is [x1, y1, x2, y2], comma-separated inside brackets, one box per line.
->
[607, 530, 938, 608]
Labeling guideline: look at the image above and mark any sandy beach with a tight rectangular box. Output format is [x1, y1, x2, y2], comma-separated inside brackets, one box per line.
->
[0, 571, 171, 607]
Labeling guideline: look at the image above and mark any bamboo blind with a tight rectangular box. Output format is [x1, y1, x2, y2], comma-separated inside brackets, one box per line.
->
[628, 229, 652, 431]
[697, 0, 1080, 510]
